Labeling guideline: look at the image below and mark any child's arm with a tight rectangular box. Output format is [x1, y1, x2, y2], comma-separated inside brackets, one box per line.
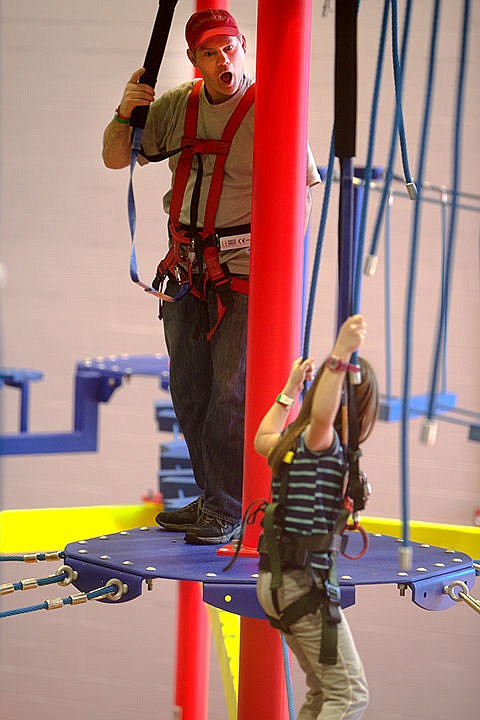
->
[253, 357, 313, 457]
[305, 314, 367, 452]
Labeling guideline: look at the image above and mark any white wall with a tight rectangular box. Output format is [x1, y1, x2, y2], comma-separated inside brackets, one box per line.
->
[0, 1, 479, 719]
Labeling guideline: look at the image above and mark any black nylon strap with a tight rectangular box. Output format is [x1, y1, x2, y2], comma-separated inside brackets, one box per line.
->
[130, 0, 179, 130]
[266, 584, 324, 634]
[346, 376, 366, 512]
[266, 582, 339, 666]
[334, 0, 357, 158]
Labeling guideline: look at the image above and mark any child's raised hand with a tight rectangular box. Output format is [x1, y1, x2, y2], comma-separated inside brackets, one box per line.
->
[334, 315, 367, 356]
[283, 357, 314, 397]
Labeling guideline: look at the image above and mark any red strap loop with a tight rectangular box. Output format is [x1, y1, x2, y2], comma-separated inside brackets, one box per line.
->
[341, 521, 369, 560]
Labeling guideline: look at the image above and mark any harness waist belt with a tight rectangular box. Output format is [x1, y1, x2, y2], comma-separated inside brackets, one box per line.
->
[258, 530, 341, 569]
[179, 223, 251, 252]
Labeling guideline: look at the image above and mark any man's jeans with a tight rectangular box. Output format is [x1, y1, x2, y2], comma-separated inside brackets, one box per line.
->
[162, 279, 248, 522]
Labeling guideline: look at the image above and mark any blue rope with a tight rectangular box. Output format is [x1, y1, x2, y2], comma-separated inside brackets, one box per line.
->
[338, 157, 355, 330]
[384, 193, 393, 401]
[281, 635, 295, 720]
[352, 0, 391, 315]
[391, 0, 415, 191]
[401, 0, 442, 554]
[0, 585, 115, 619]
[302, 129, 335, 359]
[367, 0, 413, 260]
[439, 189, 448, 394]
[426, 0, 471, 424]
[6, 571, 68, 593]
[0, 552, 65, 562]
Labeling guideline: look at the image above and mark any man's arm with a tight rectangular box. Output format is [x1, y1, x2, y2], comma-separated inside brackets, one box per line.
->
[102, 68, 155, 169]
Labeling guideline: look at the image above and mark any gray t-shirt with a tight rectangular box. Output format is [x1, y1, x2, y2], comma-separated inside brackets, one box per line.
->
[141, 75, 320, 275]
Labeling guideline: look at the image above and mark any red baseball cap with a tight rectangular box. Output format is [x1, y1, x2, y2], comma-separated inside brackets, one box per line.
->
[185, 8, 240, 52]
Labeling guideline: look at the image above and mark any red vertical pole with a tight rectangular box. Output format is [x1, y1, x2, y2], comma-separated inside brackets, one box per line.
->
[174, 581, 210, 720]
[237, 1, 313, 719]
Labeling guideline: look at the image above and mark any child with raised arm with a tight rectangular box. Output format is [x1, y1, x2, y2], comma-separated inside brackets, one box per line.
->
[254, 314, 378, 720]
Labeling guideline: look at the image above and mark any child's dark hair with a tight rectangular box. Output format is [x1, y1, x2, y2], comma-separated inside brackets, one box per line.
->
[268, 357, 378, 477]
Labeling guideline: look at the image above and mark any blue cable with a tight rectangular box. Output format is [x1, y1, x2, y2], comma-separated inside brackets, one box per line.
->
[0, 552, 65, 562]
[352, 0, 391, 316]
[401, 0, 442, 560]
[6, 571, 68, 592]
[391, 0, 415, 192]
[302, 129, 335, 360]
[367, 0, 413, 260]
[0, 585, 116, 619]
[281, 635, 295, 720]
[439, 189, 448, 394]
[384, 193, 393, 401]
[426, 0, 471, 424]
[338, 157, 355, 331]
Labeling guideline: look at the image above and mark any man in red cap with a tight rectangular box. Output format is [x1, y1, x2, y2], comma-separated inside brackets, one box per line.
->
[102, 9, 320, 545]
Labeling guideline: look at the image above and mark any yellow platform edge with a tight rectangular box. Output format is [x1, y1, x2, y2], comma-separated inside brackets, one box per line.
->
[0, 504, 161, 554]
[361, 517, 479, 558]
[0, 506, 478, 558]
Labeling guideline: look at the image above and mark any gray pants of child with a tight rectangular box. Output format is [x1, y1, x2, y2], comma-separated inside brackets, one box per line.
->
[257, 569, 369, 720]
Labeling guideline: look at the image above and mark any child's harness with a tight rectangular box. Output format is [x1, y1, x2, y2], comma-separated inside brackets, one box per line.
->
[257, 446, 350, 666]
[257, 382, 370, 666]
[149, 80, 255, 340]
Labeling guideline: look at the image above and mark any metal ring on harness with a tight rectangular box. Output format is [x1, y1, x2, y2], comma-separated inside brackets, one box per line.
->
[341, 521, 369, 560]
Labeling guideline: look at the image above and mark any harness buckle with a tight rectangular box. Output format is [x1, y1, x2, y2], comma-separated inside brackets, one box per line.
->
[198, 232, 221, 251]
[329, 532, 348, 554]
[173, 266, 184, 284]
[324, 580, 341, 607]
[324, 581, 342, 626]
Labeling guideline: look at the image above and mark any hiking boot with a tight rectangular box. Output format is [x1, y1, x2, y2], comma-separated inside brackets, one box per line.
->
[184, 512, 241, 545]
[155, 495, 203, 531]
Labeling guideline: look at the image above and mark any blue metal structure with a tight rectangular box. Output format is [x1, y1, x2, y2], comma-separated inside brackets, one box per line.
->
[0, 356, 169, 456]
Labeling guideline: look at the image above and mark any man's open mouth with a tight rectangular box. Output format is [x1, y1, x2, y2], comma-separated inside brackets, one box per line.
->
[220, 71, 233, 85]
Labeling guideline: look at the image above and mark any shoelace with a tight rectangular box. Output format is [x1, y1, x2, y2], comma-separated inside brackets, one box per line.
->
[222, 499, 267, 572]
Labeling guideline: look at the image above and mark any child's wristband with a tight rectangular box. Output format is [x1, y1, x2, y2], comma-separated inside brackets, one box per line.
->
[276, 393, 295, 409]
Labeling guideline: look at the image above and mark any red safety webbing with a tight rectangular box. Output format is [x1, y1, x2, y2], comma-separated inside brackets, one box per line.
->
[202, 83, 255, 234]
[168, 80, 202, 227]
[168, 80, 255, 232]
[163, 80, 255, 339]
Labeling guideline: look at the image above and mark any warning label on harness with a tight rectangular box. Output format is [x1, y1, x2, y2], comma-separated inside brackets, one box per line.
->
[219, 233, 251, 251]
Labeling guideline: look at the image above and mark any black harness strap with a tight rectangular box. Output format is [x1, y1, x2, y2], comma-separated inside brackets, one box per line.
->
[130, 0, 179, 131]
[345, 375, 367, 512]
[266, 582, 324, 634]
[258, 447, 352, 665]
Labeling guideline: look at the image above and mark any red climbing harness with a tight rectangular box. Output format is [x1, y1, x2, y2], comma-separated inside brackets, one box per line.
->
[152, 80, 255, 339]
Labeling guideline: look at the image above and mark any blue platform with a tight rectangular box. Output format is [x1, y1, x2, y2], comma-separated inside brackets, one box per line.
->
[63, 528, 476, 618]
